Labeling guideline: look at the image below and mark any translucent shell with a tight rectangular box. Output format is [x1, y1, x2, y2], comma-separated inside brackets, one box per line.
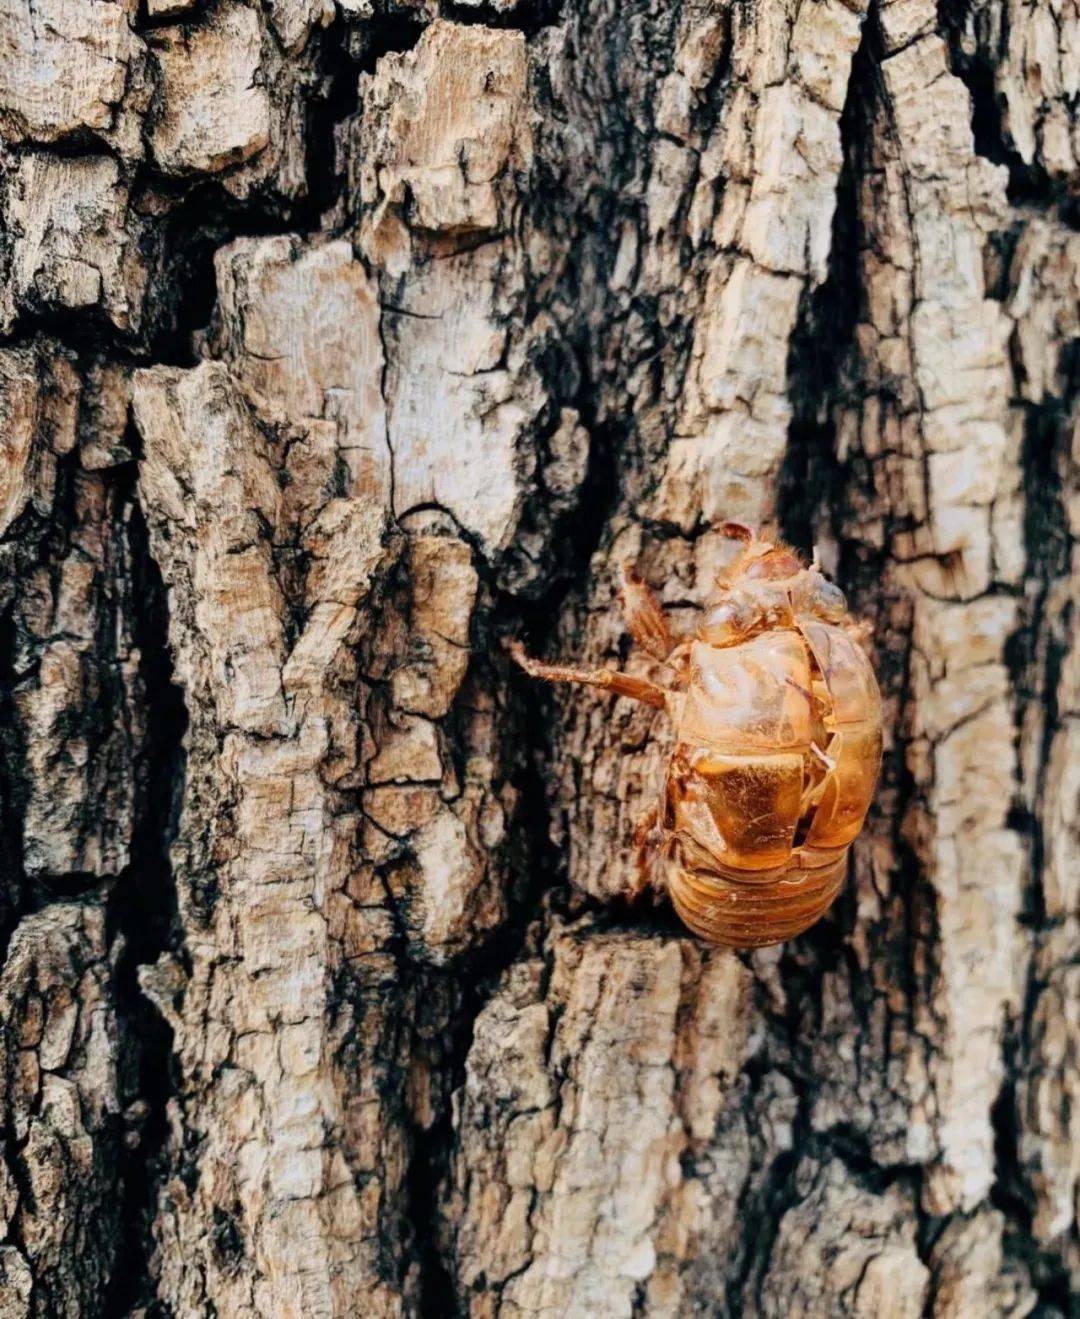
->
[680, 634, 812, 752]
[665, 620, 882, 949]
[798, 619, 883, 851]
[668, 847, 848, 950]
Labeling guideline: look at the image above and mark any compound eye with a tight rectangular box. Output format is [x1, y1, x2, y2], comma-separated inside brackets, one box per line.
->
[810, 576, 847, 622]
[700, 595, 759, 645]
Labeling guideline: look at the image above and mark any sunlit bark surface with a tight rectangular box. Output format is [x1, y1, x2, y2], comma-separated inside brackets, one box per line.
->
[0, 0, 1077, 1313]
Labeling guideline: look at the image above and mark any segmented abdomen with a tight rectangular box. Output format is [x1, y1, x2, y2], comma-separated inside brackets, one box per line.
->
[663, 620, 882, 949]
[667, 845, 848, 949]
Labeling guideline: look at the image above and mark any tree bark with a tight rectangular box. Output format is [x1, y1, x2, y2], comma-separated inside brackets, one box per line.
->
[0, 0, 1077, 1315]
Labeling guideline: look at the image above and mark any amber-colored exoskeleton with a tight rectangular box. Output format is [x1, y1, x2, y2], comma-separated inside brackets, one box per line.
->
[510, 523, 883, 949]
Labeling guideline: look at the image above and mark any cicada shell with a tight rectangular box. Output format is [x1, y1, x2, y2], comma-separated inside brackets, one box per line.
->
[511, 525, 883, 950]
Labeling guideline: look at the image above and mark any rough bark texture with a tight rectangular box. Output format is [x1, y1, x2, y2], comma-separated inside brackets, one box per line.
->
[0, 0, 1077, 1315]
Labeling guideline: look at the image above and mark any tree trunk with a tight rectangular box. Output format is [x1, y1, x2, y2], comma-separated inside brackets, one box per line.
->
[0, 0, 1076, 1314]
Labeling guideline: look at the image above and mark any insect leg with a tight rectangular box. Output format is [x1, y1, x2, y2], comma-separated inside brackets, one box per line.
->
[508, 640, 669, 709]
[626, 803, 665, 897]
[617, 562, 675, 662]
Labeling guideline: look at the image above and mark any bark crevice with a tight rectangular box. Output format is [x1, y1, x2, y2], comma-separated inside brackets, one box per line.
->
[103, 481, 188, 1316]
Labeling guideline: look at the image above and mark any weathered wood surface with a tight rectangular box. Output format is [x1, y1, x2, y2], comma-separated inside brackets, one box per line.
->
[0, 0, 1076, 1314]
